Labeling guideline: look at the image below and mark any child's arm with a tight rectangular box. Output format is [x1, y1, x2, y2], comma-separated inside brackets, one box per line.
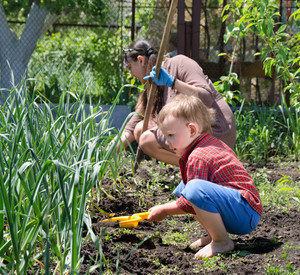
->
[147, 201, 186, 222]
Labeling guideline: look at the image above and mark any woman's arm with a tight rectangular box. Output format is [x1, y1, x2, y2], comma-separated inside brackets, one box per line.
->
[144, 66, 198, 96]
[144, 62, 213, 106]
[164, 55, 215, 107]
[114, 131, 135, 152]
[172, 78, 199, 97]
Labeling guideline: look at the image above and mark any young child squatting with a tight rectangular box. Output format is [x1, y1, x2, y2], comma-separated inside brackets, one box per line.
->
[147, 94, 262, 259]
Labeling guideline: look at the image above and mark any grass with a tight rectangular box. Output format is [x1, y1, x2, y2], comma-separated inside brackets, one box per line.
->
[252, 166, 300, 210]
[282, 242, 300, 250]
[265, 263, 299, 275]
[193, 255, 230, 273]
[161, 217, 198, 246]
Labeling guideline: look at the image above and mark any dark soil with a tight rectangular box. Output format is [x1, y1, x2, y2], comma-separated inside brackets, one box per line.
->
[81, 160, 300, 274]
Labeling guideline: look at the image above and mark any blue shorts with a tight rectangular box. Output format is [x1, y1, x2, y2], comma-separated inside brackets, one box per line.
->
[173, 180, 261, 235]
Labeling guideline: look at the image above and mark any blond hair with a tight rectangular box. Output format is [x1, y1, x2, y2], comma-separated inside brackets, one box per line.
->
[157, 94, 215, 135]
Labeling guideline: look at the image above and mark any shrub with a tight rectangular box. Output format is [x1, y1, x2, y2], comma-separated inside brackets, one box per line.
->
[28, 28, 141, 106]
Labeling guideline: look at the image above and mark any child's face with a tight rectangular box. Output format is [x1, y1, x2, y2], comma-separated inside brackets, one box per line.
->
[160, 115, 199, 157]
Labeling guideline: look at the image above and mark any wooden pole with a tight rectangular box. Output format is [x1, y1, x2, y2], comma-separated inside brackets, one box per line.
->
[134, 0, 178, 172]
[131, 0, 135, 41]
[177, 0, 185, 55]
[192, 0, 201, 63]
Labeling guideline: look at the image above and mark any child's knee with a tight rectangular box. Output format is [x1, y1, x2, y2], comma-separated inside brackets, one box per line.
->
[182, 180, 219, 213]
[184, 179, 213, 201]
[183, 180, 212, 203]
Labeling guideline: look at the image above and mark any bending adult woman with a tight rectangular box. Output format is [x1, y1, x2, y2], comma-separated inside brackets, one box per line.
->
[120, 39, 236, 166]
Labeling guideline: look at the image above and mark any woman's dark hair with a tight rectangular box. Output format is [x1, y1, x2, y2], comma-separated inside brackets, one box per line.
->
[126, 39, 157, 70]
[126, 39, 164, 117]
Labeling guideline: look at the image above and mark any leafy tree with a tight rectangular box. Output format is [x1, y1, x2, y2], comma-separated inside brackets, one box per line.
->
[220, 0, 300, 160]
[221, 0, 300, 107]
[0, 0, 104, 101]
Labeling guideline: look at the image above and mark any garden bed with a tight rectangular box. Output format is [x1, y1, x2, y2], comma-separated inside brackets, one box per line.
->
[81, 160, 300, 274]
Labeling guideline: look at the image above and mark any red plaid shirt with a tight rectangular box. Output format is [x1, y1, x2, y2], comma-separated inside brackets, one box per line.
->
[176, 134, 263, 216]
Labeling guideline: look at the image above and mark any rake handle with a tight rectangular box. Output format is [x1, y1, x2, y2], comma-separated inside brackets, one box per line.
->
[134, 0, 178, 172]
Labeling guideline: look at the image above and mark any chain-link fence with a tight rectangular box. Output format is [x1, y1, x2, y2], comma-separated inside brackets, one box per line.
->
[1, 0, 299, 105]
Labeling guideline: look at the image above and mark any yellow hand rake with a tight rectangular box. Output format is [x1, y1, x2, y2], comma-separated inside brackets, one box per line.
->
[100, 212, 150, 228]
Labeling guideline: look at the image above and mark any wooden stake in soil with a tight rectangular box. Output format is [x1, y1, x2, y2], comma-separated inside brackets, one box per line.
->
[134, 0, 178, 172]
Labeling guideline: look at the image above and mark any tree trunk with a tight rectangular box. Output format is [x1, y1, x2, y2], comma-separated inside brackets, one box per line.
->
[0, 2, 57, 102]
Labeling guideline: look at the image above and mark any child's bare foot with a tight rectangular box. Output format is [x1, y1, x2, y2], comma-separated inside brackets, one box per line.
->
[190, 235, 212, 248]
[194, 238, 234, 259]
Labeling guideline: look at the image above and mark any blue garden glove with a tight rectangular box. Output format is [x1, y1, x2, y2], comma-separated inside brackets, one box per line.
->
[143, 66, 175, 87]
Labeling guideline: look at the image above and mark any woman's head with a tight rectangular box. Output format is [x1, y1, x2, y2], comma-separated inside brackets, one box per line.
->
[157, 94, 215, 135]
[123, 39, 157, 82]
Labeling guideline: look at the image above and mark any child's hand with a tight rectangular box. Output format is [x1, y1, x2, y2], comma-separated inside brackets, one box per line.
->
[148, 201, 184, 222]
[147, 205, 168, 222]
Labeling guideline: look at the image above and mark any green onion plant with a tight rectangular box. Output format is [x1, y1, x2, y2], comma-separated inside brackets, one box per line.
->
[234, 102, 286, 164]
[0, 77, 134, 274]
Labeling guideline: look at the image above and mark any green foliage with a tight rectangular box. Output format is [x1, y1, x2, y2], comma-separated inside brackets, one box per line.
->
[234, 104, 289, 164]
[193, 255, 230, 273]
[252, 167, 300, 210]
[0, 79, 130, 274]
[222, 0, 300, 105]
[265, 263, 299, 274]
[28, 29, 141, 106]
[214, 72, 243, 109]
[278, 98, 300, 160]
[162, 231, 188, 246]
[1, 0, 105, 20]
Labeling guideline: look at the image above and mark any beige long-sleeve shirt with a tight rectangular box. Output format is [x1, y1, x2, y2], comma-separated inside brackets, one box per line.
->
[124, 54, 236, 149]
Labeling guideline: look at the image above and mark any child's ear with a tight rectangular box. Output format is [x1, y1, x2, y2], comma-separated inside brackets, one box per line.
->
[188, 123, 199, 137]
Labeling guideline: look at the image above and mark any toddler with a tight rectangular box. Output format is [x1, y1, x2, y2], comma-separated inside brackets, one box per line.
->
[147, 94, 262, 258]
